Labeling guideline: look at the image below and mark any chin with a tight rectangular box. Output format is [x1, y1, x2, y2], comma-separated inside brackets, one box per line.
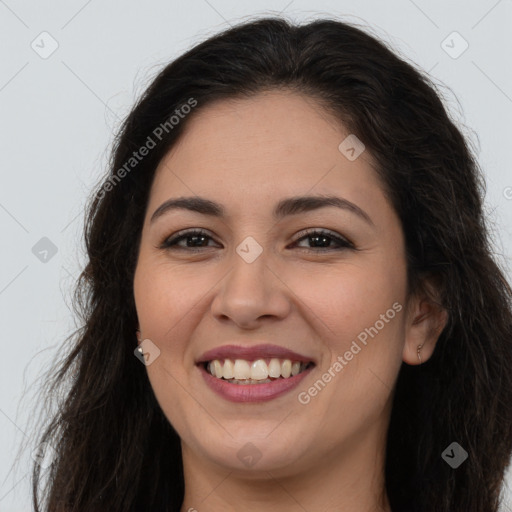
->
[187, 430, 311, 475]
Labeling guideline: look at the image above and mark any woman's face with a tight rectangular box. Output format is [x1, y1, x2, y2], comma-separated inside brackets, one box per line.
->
[133, 90, 412, 476]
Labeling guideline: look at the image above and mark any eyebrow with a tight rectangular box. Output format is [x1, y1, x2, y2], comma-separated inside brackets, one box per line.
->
[150, 194, 374, 226]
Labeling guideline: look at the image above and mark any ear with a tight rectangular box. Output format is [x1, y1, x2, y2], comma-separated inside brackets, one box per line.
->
[402, 279, 449, 366]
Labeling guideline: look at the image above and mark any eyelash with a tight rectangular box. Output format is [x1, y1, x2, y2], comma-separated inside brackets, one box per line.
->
[160, 228, 355, 252]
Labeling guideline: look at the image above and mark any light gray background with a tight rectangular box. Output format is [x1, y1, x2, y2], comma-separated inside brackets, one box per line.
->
[1, 1, 511, 510]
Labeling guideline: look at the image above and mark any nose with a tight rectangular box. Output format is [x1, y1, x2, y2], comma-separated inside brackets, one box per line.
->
[210, 245, 292, 329]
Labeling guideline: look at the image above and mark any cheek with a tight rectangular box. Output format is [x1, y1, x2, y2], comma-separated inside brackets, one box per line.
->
[134, 256, 204, 335]
[289, 259, 406, 398]
[133, 260, 199, 427]
[291, 265, 406, 433]
[288, 259, 406, 340]
[133, 257, 220, 389]
[133, 261, 188, 393]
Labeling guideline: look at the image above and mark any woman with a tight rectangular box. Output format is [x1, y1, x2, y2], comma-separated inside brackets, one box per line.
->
[32, 16, 512, 512]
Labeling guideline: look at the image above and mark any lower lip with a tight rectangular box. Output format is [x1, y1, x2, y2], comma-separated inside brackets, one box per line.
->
[198, 364, 314, 403]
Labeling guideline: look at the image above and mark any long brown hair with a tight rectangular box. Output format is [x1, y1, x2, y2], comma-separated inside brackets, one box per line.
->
[31, 17, 512, 512]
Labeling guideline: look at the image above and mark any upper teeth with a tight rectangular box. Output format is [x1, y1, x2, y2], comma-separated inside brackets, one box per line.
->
[207, 358, 308, 380]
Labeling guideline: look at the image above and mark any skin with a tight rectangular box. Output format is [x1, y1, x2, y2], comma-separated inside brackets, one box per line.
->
[133, 90, 448, 512]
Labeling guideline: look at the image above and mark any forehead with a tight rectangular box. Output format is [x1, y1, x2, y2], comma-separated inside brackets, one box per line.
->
[148, 91, 385, 216]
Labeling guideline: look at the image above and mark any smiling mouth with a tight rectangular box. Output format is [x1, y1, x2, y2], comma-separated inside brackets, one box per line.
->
[202, 358, 315, 384]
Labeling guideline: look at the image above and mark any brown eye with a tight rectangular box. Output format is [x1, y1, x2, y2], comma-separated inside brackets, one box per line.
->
[291, 229, 354, 251]
[161, 229, 220, 250]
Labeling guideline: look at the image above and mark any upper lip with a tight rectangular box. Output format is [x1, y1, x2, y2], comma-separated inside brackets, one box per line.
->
[196, 344, 316, 364]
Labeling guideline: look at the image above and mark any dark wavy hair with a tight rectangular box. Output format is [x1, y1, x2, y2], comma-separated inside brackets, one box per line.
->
[30, 16, 512, 512]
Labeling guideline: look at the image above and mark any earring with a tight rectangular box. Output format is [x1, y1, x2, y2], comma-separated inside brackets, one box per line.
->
[417, 344, 424, 364]
[136, 329, 143, 354]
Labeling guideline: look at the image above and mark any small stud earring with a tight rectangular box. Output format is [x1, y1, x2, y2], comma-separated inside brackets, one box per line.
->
[417, 343, 424, 364]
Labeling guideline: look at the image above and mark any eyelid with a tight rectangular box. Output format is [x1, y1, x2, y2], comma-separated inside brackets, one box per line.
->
[290, 227, 354, 248]
[159, 228, 218, 249]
